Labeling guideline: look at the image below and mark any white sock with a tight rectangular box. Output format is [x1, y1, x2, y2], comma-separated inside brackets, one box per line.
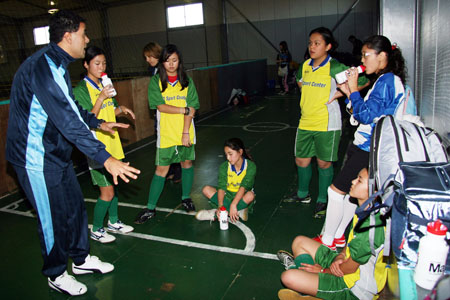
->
[334, 195, 357, 239]
[322, 186, 345, 245]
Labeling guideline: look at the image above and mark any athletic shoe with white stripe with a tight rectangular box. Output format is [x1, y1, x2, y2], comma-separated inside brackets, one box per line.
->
[107, 220, 134, 234]
[90, 227, 116, 243]
[72, 255, 114, 275]
[48, 271, 87, 296]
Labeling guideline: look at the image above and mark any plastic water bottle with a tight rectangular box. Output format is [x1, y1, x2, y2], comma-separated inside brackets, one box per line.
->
[414, 219, 449, 290]
[219, 206, 228, 230]
[101, 72, 117, 97]
[335, 65, 366, 84]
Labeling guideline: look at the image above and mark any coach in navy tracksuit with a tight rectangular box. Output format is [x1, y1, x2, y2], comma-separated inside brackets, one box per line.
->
[6, 10, 139, 296]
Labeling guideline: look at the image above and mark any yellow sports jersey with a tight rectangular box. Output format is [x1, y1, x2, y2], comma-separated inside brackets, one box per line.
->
[148, 75, 200, 149]
[343, 215, 387, 299]
[218, 159, 256, 194]
[297, 56, 368, 131]
[73, 78, 124, 160]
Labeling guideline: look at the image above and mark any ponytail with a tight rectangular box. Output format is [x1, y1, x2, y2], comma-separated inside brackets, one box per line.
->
[363, 35, 407, 84]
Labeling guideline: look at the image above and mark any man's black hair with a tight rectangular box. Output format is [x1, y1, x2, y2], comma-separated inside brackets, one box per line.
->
[49, 10, 86, 43]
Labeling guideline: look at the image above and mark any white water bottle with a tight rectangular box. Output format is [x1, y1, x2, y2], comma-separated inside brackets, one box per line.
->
[101, 72, 117, 97]
[219, 206, 228, 230]
[414, 219, 449, 290]
[335, 65, 366, 84]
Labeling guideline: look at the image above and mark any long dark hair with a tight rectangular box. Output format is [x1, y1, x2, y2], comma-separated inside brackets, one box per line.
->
[83, 46, 105, 65]
[224, 138, 251, 160]
[309, 27, 338, 55]
[363, 35, 407, 84]
[158, 44, 189, 92]
[279, 41, 289, 53]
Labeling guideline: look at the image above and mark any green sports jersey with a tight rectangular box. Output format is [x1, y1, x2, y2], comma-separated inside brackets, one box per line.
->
[296, 57, 368, 131]
[217, 159, 256, 195]
[148, 74, 200, 148]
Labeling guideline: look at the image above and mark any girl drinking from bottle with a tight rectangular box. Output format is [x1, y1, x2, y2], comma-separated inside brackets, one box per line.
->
[316, 35, 408, 250]
[74, 46, 135, 243]
[196, 138, 256, 222]
[134, 44, 200, 224]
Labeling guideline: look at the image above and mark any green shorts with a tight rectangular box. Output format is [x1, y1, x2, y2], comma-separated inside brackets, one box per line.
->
[90, 167, 113, 187]
[295, 129, 341, 162]
[156, 145, 195, 166]
[314, 245, 358, 300]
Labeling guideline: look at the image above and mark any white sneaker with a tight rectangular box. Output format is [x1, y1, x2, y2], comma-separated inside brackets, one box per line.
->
[48, 271, 87, 296]
[238, 208, 249, 221]
[107, 220, 134, 233]
[90, 227, 116, 243]
[72, 255, 114, 275]
[195, 209, 216, 221]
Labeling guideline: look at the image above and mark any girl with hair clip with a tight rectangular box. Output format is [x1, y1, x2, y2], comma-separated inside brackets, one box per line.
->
[196, 138, 256, 222]
[315, 35, 408, 250]
[73, 45, 136, 243]
[135, 44, 200, 224]
[291, 27, 369, 219]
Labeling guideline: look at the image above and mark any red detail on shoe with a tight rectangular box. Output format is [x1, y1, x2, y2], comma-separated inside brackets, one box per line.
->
[334, 234, 346, 248]
[313, 235, 336, 251]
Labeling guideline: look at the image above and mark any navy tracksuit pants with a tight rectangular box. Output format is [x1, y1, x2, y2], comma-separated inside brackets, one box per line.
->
[13, 163, 89, 278]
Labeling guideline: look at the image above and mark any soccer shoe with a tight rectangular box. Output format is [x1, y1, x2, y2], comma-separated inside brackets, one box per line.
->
[277, 250, 296, 270]
[312, 235, 336, 251]
[285, 192, 311, 204]
[195, 209, 216, 221]
[238, 208, 248, 221]
[313, 202, 327, 218]
[181, 198, 196, 212]
[107, 220, 134, 234]
[72, 255, 114, 275]
[48, 271, 87, 296]
[334, 234, 346, 248]
[134, 208, 156, 224]
[90, 227, 116, 244]
[278, 288, 320, 300]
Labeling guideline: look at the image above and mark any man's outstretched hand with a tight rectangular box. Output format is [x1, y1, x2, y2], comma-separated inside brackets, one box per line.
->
[104, 157, 140, 185]
[99, 122, 130, 135]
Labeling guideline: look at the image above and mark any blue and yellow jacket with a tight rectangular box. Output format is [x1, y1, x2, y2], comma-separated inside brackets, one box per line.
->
[6, 42, 110, 171]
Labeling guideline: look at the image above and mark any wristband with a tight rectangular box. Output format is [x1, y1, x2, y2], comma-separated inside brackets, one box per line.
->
[184, 107, 190, 115]
[118, 106, 123, 113]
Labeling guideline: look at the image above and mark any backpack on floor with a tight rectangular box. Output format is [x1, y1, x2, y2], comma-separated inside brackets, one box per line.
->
[355, 115, 449, 269]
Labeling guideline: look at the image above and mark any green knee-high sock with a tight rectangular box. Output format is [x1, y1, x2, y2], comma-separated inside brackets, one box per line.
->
[93, 198, 111, 231]
[318, 165, 334, 203]
[108, 195, 119, 223]
[297, 164, 312, 198]
[294, 254, 315, 269]
[181, 166, 194, 200]
[209, 193, 247, 210]
[147, 175, 166, 209]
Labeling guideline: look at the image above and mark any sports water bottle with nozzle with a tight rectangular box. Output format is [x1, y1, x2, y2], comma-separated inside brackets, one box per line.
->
[101, 72, 117, 97]
[335, 65, 366, 84]
[219, 206, 228, 230]
[414, 219, 449, 290]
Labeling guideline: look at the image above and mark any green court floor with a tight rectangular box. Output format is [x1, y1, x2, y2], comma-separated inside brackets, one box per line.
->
[0, 92, 354, 299]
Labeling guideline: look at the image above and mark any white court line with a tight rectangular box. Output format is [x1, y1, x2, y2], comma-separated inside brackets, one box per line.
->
[1, 198, 277, 261]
